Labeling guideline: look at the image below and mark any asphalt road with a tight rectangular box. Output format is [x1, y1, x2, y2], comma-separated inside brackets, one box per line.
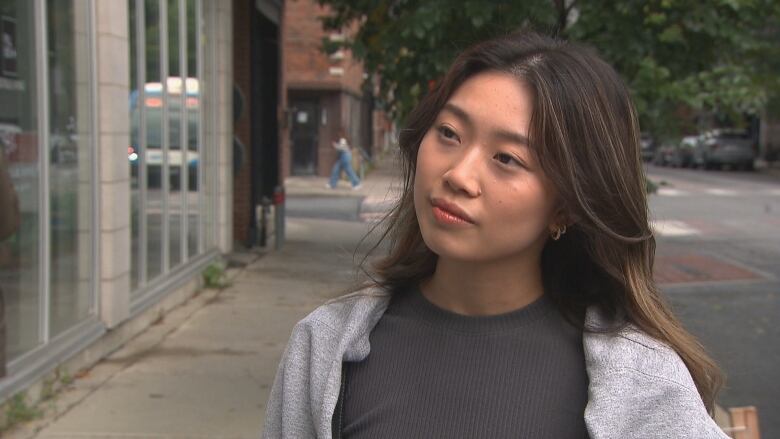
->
[647, 164, 780, 437]
[288, 164, 780, 436]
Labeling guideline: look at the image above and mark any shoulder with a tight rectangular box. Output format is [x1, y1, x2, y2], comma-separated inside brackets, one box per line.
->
[583, 306, 695, 391]
[293, 284, 392, 338]
[281, 284, 392, 366]
[582, 307, 728, 438]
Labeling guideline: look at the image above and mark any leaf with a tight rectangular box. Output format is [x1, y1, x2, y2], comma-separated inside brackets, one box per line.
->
[317, 0, 779, 128]
[659, 24, 684, 43]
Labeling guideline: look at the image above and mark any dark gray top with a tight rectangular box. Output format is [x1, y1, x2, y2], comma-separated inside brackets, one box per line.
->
[340, 284, 589, 438]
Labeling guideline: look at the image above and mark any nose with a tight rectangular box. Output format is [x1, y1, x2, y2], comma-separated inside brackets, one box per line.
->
[443, 145, 482, 197]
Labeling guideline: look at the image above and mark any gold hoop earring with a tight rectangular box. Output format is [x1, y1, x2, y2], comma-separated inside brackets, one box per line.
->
[551, 224, 567, 241]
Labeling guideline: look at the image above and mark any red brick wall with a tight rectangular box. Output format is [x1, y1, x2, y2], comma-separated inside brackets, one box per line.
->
[283, 0, 363, 94]
[232, 0, 252, 245]
[282, 0, 373, 179]
[318, 92, 341, 176]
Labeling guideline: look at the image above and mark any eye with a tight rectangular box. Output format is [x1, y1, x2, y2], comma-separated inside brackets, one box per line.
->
[494, 152, 524, 168]
[436, 125, 460, 143]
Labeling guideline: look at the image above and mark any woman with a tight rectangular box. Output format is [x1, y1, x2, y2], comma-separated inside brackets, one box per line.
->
[263, 32, 728, 438]
[328, 129, 362, 190]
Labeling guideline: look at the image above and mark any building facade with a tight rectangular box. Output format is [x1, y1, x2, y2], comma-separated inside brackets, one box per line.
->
[0, 0, 249, 409]
[281, 0, 392, 180]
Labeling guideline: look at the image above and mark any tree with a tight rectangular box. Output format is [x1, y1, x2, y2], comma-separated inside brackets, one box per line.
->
[318, 0, 780, 139]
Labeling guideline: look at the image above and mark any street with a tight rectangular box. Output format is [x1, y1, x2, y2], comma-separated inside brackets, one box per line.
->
[645, 164, 780, 438]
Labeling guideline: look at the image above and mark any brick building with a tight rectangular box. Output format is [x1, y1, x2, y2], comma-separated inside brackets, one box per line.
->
[229, 0, 395, 247]
[231, 0, 282, 246]
[281, 0, 391, 179]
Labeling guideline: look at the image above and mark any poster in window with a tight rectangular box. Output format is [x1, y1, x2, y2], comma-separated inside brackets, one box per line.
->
[1, 16, 18, 77]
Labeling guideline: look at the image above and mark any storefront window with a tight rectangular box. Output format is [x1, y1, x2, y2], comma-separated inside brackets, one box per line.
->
[168, 0, 182, 269]
[47, 0, 94, 337]
[0, 0, 42, 361]
[129, 0, 207, 297]
[186, 0, 199, 258]
[129, 0, 141, 290]
[144, 0, 163, 285]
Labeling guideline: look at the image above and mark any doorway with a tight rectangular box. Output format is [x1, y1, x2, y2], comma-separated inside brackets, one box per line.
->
[290, 99, 318, 175]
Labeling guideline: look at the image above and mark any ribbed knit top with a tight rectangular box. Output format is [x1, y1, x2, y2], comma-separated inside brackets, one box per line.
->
[339, 283, 589, 438]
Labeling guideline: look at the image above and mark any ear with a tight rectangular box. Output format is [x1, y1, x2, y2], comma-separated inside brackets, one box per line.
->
[549, 206, 576, 231]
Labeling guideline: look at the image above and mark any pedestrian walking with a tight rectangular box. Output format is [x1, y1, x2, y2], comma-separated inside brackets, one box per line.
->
[327, 129, 362, 190]
[263, 32, 729, 438]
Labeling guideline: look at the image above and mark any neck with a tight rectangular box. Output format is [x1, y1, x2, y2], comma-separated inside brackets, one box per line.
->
[420, 254, 545, 317]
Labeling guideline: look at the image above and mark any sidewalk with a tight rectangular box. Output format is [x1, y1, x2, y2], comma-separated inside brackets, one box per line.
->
[8, 222, 380, 439]
[6, 154, 402, 439]
[285, 148, 404, 206]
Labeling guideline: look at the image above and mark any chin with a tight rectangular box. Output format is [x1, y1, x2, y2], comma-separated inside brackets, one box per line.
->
[419, 230, 483, 262]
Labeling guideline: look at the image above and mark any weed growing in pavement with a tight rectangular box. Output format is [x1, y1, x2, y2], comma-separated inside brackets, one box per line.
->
[1, 392, 42, 431]
[203, 261, 230, 289]
[40, 376, 56, 401]
[59, 370, 73, 386]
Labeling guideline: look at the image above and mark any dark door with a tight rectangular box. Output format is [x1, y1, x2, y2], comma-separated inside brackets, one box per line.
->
[290, 99, 318, 175]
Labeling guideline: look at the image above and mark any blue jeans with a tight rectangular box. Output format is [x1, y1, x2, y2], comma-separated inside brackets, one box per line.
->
[329, 150, 361, 188]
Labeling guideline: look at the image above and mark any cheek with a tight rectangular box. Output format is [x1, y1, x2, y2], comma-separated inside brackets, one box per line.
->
[413, 138, 436, 201]
[491, 183, 556, 235]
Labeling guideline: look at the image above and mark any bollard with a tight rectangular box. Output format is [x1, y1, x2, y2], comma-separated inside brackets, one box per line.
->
[273, 185, 285, 250]
[258, 196, 271, 247]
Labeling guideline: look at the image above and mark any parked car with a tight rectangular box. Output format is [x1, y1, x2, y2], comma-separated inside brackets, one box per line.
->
[640, 133, 656, 162]
[652, 140, 677, 166]
[692, 129, 755, 171]
[668, 135, 697, 168]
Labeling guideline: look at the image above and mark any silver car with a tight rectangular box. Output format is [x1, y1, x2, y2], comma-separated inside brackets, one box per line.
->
[693, 129, 755, 171]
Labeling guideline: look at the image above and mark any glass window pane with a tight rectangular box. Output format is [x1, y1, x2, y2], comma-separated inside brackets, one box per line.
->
[201, 1, 214, 251]
[186, 0, 198, 258]
[144, 0, 163, 284]
[0, 0, 41, 361]
[47, 0, 94, 336]
[168, 0, 182, 269]
[129, 0, 141, 291]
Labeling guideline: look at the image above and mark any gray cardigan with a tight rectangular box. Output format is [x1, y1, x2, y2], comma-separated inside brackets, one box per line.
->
[262, 287, 728, 438]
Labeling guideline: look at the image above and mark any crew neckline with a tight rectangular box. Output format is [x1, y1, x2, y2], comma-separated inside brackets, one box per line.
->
[401, 283, 555, 335]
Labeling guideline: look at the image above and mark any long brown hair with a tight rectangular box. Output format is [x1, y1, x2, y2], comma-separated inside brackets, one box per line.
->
[357, 31, 722, 410]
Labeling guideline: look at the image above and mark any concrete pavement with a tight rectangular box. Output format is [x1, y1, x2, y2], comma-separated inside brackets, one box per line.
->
[5, 153, 401, 439]
[7, 217, 379, 439]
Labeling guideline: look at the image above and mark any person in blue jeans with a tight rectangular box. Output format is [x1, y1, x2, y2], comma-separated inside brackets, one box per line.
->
[328, 130, 362, 190]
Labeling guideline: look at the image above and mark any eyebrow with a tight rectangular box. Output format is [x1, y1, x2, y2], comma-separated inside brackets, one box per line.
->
[441, 103, 531, 147]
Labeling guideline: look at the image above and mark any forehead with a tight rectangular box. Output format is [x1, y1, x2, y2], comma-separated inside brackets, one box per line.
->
[444, 71, 533, 133]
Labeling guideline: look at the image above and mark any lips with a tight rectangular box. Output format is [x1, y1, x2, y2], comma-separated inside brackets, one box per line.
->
[430, 198, 475, 224]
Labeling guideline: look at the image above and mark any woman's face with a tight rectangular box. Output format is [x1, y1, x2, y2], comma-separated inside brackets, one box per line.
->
[413, 71, 562, 264]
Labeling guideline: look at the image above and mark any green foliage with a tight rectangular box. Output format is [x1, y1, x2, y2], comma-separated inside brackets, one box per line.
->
[40, 376, 56, 401]
[2, 393, 42, 430]
[318, 0, 780, 138]
[646, 177, 659, 195]
[202, 262, 229, 289]
[59, 370, 73, 386]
